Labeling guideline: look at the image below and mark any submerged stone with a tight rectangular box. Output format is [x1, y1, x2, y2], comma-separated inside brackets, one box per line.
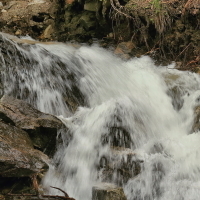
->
[98, 147, 141, 185]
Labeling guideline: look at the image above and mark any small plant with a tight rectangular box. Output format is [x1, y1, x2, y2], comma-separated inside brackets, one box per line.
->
[150, 0, 161, 13]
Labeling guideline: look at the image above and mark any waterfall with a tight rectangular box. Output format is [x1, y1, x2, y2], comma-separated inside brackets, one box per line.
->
[1, 32, 200, 200]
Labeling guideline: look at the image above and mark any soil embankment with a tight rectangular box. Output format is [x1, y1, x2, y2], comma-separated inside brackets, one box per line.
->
[0, 0, 199, 69]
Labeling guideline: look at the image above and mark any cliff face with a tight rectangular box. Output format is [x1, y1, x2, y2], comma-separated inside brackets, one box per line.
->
[0, 0, 199, 68]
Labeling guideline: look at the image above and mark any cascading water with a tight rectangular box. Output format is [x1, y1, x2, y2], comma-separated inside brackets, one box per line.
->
[1, 32, 200, 200]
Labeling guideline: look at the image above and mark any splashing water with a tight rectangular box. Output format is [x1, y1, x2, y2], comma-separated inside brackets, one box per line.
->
[1, 32, 200, 200]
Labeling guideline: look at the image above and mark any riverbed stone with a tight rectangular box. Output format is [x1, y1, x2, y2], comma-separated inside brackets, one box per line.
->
[92, 183, 127, 200]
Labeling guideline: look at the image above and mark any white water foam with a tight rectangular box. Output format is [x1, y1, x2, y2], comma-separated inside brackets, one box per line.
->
[1, 34, 200, 200]
[41, 45, 200, 200]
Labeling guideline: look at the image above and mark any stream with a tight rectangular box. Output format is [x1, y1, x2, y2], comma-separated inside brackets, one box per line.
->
[1, 32, 200, 200]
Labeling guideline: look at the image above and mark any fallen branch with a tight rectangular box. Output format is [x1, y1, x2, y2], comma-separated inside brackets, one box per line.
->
[144, 48, 160, 55]
[174, 43, 191, 61]
[6, 186, 75, 200]
[6, 193, 75, 200]
[50, 186, 69, 198]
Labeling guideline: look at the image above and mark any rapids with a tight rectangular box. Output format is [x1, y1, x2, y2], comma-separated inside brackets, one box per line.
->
[1, 32, 200, 200]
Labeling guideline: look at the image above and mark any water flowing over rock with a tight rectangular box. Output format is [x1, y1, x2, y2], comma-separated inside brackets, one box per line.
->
[0, 32, 86, 115]
[1, 34, 200, 200]
[98, 147, 141, 186]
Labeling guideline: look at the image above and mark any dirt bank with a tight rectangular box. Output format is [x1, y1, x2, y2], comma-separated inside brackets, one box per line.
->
[0, 0, 199, 69]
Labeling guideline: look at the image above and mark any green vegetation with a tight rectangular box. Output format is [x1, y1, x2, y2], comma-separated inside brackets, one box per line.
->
[150, 0, 161, 13]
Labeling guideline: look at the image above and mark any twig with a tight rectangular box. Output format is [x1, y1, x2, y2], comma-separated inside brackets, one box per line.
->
[174, 43, 191, 61]
[50, 186, 69, 198]
[7, 193, 75, 200]
[6, 186, 75, 200]
[7, 194, 37, 196]
[144, 48, 160, 55]
[43, 195, 74, 200]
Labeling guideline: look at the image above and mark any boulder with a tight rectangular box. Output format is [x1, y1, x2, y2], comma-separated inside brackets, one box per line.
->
[0, 95, 65, 157]
[98, 147, 141, 185]
[0, 121, 49, 177]
[92, 183, 127, 200]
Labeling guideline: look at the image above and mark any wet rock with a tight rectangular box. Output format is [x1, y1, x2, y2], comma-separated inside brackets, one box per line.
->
[192, 106, 200, 132]
[0, 33, 86, 113]
[0, 121, 49, 177]
[92, 183, 127, 200]
[102, 126, 132, 148]
[0, 95, 65, 157]
[98, 147, 141, 185]
[167, 86, 184, 111]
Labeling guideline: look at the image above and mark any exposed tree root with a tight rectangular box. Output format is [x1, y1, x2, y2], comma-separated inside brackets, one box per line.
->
[6, 186, 75, 200]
